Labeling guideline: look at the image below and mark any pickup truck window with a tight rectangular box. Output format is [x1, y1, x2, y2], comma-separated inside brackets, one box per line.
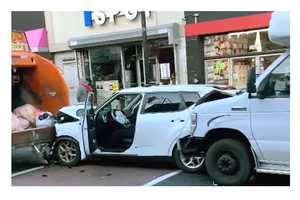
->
[263, 56, 290, 98]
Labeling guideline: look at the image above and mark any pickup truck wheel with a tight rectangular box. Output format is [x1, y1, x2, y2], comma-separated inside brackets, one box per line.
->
[173, 149, 205, 173]
[205, 139, 251, 185]
[55, 140, 81, 167]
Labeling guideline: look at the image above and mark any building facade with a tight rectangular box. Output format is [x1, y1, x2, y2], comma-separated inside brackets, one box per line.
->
[44, 11, 286, 104]
[184, 11, 287, 89]
[45, 11, 188, 104]
[12, 11, 51, 58]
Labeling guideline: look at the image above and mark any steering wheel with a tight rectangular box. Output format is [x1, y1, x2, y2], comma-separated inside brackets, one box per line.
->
[110, 109, 130, 127]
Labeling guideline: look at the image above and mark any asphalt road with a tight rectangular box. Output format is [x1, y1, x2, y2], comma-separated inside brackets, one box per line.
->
[12, 148, 290, 186]
[12, 147, 47, 173]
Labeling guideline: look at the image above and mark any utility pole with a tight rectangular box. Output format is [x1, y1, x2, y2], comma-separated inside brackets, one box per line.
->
[141, 11, 149, 85]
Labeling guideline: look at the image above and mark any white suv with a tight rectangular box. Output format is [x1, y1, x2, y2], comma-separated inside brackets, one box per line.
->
[54, 85, 233, 172]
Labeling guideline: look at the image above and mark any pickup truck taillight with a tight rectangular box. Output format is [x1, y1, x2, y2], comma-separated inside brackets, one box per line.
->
[191, 113, 197, 136]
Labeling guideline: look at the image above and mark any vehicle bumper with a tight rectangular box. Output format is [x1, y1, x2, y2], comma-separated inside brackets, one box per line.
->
[178, 136, 206, 156]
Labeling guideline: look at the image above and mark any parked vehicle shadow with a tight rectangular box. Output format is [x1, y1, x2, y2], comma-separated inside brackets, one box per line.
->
[80, 156, 178, 170]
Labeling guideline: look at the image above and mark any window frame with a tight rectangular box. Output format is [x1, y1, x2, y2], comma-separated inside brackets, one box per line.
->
[257, 56, 290, 99]
[140, 92, 187, 114]
[180, 92, 201, 108]
[95, 92, 142, 115]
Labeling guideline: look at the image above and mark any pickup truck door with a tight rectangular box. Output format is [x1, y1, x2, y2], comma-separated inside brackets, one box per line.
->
[250, 56, 290, 163]
[82, 92, 98, 154]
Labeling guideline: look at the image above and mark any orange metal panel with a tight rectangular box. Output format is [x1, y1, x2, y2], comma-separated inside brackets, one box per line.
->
[12, 51, 70, 114]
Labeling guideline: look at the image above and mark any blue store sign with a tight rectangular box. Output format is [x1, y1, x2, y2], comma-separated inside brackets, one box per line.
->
[83, 11, 151, 27]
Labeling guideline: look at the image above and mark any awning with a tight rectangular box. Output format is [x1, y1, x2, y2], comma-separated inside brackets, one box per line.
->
[185, 13, 272, 37]
[25, 28, 49, 52]
[68, 23, 180, 49]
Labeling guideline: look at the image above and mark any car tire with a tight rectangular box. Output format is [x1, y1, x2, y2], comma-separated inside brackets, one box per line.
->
[173, 148, 205, 173]
[55, 139, 81, 167]
[205, 139, 252, 185]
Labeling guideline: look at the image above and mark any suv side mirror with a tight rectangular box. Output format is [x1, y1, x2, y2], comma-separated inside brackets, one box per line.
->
[247, 67, 257, 94]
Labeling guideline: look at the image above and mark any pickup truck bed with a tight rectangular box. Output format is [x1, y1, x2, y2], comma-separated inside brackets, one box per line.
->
[12, 126, 55, 149]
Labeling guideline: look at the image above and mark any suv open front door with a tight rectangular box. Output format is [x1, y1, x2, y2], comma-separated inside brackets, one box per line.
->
[82, 92, 98, 154]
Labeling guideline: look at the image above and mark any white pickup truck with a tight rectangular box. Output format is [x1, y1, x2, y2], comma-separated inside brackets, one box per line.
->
[178, 12, 290, 185]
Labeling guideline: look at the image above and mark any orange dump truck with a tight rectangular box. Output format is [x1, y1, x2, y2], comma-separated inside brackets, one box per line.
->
[12, 31, 70, 159]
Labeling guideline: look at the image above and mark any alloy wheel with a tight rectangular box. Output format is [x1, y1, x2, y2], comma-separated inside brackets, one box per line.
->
[179, 153, 204, 169]
[57, 140, 78, 164]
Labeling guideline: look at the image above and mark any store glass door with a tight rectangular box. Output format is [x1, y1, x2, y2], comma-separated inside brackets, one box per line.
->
[123, 44, 160, 87]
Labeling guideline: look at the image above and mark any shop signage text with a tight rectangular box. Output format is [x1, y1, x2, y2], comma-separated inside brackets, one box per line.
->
[84, 11, 151, 27]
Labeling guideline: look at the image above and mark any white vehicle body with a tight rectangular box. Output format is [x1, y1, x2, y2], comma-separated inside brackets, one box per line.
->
[55, 85, 232, 161]
[184, 12, 290, 181]
[191, 51, 290, 175]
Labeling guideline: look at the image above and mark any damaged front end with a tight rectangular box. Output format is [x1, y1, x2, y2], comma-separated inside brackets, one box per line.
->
[177, 136, 206, 157]
[176, 89, 235, 158]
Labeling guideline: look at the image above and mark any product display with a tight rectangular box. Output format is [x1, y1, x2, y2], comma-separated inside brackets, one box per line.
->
[204, 29, 285, 88]
[96, 80, 120, 105]
[232, 58, 255, 89]
[204, 34, 248, 57]
[205, 59, 229, 85]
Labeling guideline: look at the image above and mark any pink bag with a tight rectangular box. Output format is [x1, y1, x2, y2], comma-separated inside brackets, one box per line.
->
[12, 113, 30, 132]
[13, 104, 42, 123]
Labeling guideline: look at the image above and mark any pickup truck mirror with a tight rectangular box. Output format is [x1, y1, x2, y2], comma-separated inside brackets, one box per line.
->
[246, 67, 257, 94]
[256, 79, 270, 99]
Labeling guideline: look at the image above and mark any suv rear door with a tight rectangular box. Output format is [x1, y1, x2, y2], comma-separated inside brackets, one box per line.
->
[134, 92, 198, 156]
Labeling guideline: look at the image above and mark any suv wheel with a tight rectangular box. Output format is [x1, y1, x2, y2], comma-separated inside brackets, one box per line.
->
[55, 139, 81, 167]
[173, 149, 205, 173]
[205, 139, 252, 185]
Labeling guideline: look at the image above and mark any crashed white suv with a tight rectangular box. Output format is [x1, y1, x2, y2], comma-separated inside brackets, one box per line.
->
[53, 85, 233, 172]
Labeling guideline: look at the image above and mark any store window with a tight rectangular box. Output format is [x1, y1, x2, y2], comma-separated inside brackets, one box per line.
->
[205, 59, 230, 85]
[204, 29, 285, 58]
[204, 29, 286, 89]
[90, 46, 123, 88]
[231, 57, 255, 89]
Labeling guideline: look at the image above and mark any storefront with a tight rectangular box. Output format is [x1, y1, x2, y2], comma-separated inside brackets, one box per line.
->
[69, 23, 180, 103]
[184, 12, 287, 89]
[45, 11, 187, 104]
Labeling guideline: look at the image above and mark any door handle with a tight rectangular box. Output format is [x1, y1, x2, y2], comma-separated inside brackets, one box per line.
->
[171, 119, 185, 122]
[231, 106, 247, 111]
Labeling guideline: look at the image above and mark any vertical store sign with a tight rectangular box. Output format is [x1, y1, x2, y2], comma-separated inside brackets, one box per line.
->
[83, 11, 151, 27]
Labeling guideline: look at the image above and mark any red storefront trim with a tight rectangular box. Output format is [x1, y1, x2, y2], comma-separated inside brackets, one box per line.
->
[185, 12, 272, 37]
